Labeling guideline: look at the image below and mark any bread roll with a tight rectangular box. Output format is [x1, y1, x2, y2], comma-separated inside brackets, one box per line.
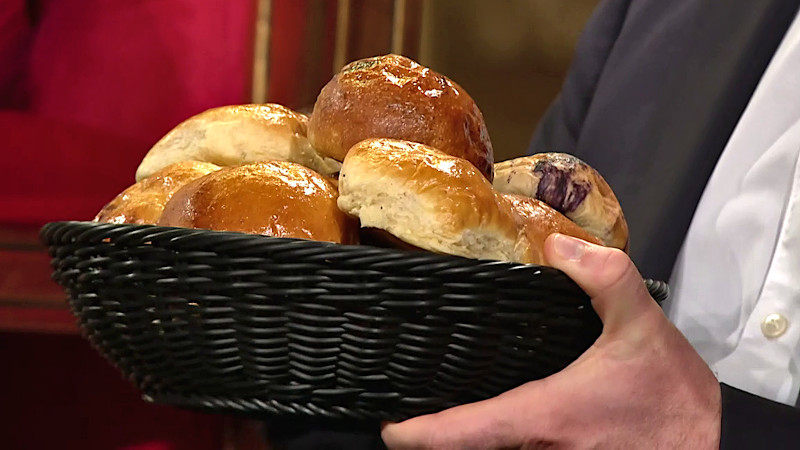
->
[504, 194, 603, 265]
[158, 161, 358, 244]
[494, 153, 629, 251]
[337, 139, 601, 265]
[308, 54, 495, 181]
[94, 160, 220, 225]
[136, 104, 341, 181]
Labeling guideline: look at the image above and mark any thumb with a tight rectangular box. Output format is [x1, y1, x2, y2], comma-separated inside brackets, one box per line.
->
[544, 233, 660, 336]
[381, 387, 536, 449]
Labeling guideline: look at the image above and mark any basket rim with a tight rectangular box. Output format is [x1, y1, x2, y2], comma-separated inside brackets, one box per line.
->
[39, 221, 669, 303]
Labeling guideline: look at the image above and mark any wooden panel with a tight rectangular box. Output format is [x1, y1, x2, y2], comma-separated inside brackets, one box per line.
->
[0, 250, 65, 306]
[267, 0, 339, 113]
[419, 0, 600, 161]
[265, 0, 425, 111]
[0, 223, 44, 249]
[0, 224, 75, 333]
[395, 0, 424, 60]
[0, 306, 77, 334]
[334, 0, 424, 70]
[345, 0, 394, 62]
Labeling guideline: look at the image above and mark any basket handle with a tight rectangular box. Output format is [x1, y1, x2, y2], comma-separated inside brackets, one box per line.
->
[644, 279, 669, 304]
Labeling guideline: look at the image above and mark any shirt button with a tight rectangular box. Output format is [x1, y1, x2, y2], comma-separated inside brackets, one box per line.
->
[761, 313, 789, 339]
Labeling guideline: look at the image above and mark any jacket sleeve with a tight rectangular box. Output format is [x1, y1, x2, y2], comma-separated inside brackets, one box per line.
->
[528, 0, 632, 155]
[720, 383, 800, 449]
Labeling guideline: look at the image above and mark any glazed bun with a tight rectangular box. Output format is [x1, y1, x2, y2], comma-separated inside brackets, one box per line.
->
[505, 194, 603, 265]
[158, 162, 358, 244]
[94, 160, 220, 225]
[135, 104, 341, 181]
[308, 54, 495, 181]
[337, 139, 600, 265]
[493, 153, 629, 250]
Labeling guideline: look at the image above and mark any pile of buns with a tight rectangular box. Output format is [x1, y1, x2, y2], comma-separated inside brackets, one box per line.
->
[95, 54, 628, 266]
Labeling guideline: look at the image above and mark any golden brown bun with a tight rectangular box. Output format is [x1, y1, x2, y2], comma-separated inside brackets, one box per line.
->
[157, 161, 358, 244]
[94, 161, 221, 225]
[504, 194, 602, 264]
[136, 104, 341, 181]
[337, 139, 600, 265]
[308, 54, 495, 181]
[493, 153, 629, 251]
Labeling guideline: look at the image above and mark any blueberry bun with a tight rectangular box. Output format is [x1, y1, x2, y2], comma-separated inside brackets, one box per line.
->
[493, 153, 629, 251]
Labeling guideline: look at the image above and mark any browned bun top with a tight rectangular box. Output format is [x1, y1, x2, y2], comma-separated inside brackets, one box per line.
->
[94, 160, 220, 225]
[135, 103, 341, 181]
[308, 54, 495, 181]
[157, 161, 358, 244]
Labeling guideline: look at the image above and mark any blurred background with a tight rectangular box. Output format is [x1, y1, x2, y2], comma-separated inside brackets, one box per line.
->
[0, 0, 597, 448]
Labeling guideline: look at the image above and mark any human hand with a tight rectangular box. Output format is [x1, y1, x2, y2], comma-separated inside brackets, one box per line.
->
[381, 234, 721, 449]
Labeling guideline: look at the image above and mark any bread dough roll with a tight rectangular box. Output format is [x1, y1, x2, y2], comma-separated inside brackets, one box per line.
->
[494, 153, 629, 251]
[504, 194, 603, 265]
[337, 139, 601, 265]
[136, 104, 341, 181]
[308, 54, 495, 181]
[94, 160, 220, 225]
[158, 161, 358, 244]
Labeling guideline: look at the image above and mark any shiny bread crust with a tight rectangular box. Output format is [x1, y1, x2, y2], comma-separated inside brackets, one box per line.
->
[94, 160, 220, 225]
[308, 54, 494, 181]
[136, 104, 341, 181]
[158, 161, 358, 244]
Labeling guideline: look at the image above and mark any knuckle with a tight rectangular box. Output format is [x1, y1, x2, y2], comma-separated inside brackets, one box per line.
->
[593, 247, 636, 291]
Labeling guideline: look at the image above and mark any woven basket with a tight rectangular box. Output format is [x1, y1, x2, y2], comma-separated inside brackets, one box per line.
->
[41, 221, 668, 421]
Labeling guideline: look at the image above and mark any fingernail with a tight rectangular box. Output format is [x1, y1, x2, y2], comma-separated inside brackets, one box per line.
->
[552, 234, 586, 261]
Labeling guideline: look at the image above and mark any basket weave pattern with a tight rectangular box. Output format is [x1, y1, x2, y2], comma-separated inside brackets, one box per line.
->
[41, 221, 667, 421]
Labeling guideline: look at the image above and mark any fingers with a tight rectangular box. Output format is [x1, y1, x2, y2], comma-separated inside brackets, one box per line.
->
[544, 233, 660, 336]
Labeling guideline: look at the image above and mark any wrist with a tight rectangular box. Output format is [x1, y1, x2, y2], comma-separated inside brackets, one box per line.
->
[682, 372, 721, 449]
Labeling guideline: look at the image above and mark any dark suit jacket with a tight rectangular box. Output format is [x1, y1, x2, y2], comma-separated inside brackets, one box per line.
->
[529, 0, 800, 448]
[530, 0, 800, 283]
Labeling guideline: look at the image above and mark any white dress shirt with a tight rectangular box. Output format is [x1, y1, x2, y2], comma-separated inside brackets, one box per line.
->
[666, 10, 800, 405]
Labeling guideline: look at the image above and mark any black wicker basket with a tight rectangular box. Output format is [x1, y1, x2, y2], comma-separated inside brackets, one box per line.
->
[40, 221, 668, 422]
